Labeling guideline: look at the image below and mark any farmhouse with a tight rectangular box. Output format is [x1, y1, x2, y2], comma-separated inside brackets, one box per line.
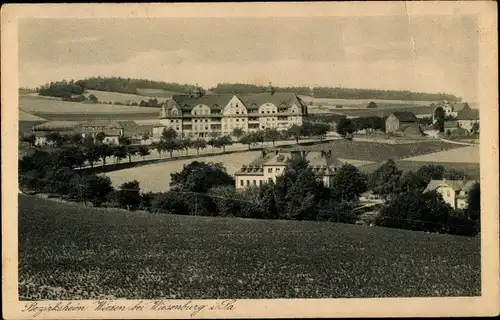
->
[157, 83, 308, 138]
[32, 121, 81, 146]
[444, 120, 469, 136]
[79, 120, 153, 145]
[423, 178, 479, 209]
[433, 101, 471, 122]
[385, 111, 419, 134]
[234, 147, 344, 190]
[309, 113, 347, 132]
[455, 109, 479, 132]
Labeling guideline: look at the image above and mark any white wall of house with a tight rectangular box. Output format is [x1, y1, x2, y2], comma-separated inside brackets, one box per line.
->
[436, 186, 457, 209]
[458, 120, 478, 132]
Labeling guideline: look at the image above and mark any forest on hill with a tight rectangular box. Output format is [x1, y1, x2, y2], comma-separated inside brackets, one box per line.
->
[32, 77, 461, 102]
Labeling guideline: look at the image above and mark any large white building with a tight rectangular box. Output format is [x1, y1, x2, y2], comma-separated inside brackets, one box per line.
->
[154, 84, 308, 138]
[234, 147, 345, 190]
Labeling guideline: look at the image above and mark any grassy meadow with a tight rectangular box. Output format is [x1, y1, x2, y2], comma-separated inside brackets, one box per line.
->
[19, 194, 481, 300]
[19, 94, 160, 121]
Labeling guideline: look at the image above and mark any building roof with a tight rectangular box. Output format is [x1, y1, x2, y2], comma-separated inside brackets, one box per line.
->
[391, 111, 419, 122]
[452, 103, 470, 112]
[235, 150, 343, 176]
[32, 121, 81, 131]
[424, 179, 479, 193]
[455, 109, 479, 120]
[164, 91, 307, 113]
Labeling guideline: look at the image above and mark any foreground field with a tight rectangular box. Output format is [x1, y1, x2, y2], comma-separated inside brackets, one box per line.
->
[19, 195, 480, 300]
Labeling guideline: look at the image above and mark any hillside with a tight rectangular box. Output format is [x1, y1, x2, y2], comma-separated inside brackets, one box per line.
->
[19, 194, 480, 300]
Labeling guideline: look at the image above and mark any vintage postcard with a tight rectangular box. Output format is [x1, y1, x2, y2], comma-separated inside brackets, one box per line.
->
[2, 2, 499, 319]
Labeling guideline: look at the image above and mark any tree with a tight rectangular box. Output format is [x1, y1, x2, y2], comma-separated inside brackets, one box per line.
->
[162, 127, 178, 141]
[192, 138, 207, 155]
[96, 143, 113, 167]
[286, 125, 302, 144]
[208, 185, 246, 217]
[84, 144, 101, 168]
[263, 128, 281, 146]
[68, 133, 83, 145]
[239, 133, 256, 150]
[209, 131, 221, 139]
[471, 122, 479, 134]
[113, 146, 127, 163]
[53, 146, 86, 169]
[87, 94, 98, 103]
[119, 136, 135, 163]
[336, 118, 355, 137]
[164, 139, 180, 158]
[21, 134, 37, 147]
[416, 164, 445, 186]
[375, 189, 452, 233]
[138, 145, 150, 160]
[367, 101, 378, 108]
[232, 128, 245, 140]
[95, 132, 106, 143]
[81, 174, 114, 207]
[310, 122, 330, 139]
[368, 159, 402, 198]
[443, 168, 468, 180]
[330, 164, 368, 201]
[466, 182, 480, 222]
[434, 106, 445, 132]
[214, 135, 233, 153]
[170, 161, 235, 193]
[317, 200, 357, 223]
[398, 170, 427, 193]
[179, 138, 193, 155]
[115, 180, 141, 210]
[151, 140, 165, 158]
[46, 132, 62, 146]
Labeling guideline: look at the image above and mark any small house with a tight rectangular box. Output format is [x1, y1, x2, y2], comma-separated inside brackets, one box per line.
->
[455, 109, 479, 132]
[423, 179, 479, 209]
[385, 112, 419, 134]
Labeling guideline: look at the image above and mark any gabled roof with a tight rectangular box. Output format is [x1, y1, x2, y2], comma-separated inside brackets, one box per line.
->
[165, 92, 307, 112]
[452, 103, 471, 112]
[391, 111, 419, 122]
[238, 92, 306, 111]
[168, 94, 234, 111]
[424, 179, 479, 193]
[456, 109, 479, 120]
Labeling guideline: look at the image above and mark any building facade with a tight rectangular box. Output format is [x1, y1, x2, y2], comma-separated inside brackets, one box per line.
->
[423, 179, 479, 209]
[455, 109, 480, 132]
[156, 84, 308, 138]
[234, 148, 344, 190]
[385, 111, 420, 134]
[432, 101, 471, 123]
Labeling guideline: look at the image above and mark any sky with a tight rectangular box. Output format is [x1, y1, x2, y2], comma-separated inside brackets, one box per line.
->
[18, 15, 479, 101]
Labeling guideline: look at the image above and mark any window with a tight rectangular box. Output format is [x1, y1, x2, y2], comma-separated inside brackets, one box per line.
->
[268, 168, 273, 173]
[246, 180, 250, 186]
[276, 168, 281, 174]
[236, 119, 239, 122]
[259, 180, 263, 186]
[253, 180, 256, 185]
[268, 178, 273, 183]
[240, 180, 244, 186]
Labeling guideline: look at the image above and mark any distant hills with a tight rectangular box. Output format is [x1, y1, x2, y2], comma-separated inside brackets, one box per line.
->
[26, 77, 462, 102]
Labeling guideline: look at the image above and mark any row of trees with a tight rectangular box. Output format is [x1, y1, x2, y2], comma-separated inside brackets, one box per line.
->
[38, 80, 85, 98]
[209, 83, 312, 96]
[311, 87, 461, 101]
[74, 77, 199, 95]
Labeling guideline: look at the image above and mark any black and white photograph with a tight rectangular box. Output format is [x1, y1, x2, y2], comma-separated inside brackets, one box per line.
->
[2, 2, 499, 319]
